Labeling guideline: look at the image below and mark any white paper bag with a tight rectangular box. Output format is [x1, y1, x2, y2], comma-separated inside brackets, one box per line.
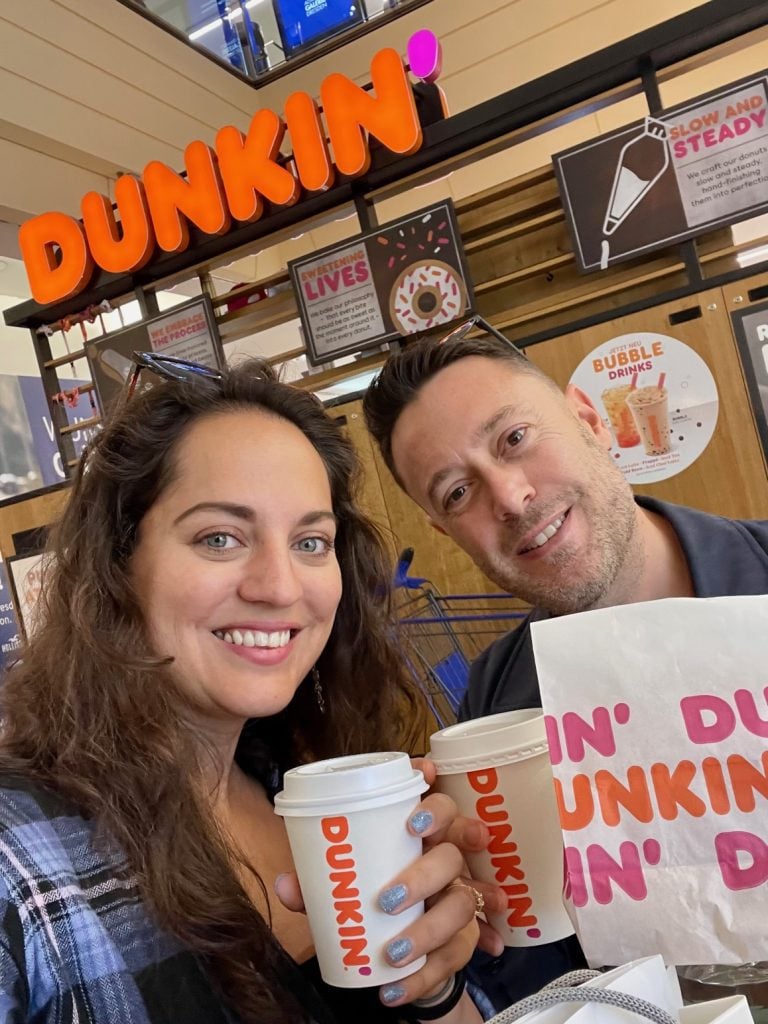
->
[511, 956, 681, 1024]
[530, 596, 768, 966]
[679, 998, 754, 1024]
[488, 956, 754, 1024]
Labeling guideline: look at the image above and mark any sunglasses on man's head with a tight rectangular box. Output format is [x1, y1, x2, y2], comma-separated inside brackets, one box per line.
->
[126, 351, 223, 400]
[436, 314, 527, 358]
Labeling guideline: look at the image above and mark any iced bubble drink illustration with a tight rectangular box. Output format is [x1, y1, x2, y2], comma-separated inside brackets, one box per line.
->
[274, 751, 428, 987]
[601, 385, 641, 448]
[626, 384, 671, 456]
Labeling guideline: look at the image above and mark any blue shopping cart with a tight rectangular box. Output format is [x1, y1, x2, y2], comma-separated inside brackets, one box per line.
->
[393, 548, 527, 727]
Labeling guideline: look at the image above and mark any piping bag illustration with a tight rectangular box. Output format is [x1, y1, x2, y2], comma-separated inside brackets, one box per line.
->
[600, 117, 669, 269]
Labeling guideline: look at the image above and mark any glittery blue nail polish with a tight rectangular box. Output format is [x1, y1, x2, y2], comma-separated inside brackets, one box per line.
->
[378, 883, 407, 913]
[381, 984, 407, 1005]
[409, 810, 433, 834]
[386, 937, 413, 963]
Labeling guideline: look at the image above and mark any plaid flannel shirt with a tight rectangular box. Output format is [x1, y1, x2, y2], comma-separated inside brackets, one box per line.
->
[0, 775, 236, 1024]
[0, 777, 457, 1024]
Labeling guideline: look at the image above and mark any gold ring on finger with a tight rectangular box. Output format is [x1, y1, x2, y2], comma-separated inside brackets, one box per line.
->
[448, 880, 485, 916]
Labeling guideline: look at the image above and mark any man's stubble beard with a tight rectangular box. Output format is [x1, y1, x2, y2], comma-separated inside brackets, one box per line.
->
[471, 434, 639, 615]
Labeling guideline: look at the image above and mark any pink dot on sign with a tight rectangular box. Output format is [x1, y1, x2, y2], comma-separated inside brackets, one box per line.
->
[613, 702, 630, 725]
[526, 928, 541, 938]
[407, 29, 442, 83]
[359, 967, 372, 976]
[643, 839, 662, 866]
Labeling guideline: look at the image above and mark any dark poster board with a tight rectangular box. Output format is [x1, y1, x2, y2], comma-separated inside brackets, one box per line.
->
[554, 70, 768, 273]
[289, 200, 473, 367]
[731, 300, 768, 465]
[85, 297, 224, 417]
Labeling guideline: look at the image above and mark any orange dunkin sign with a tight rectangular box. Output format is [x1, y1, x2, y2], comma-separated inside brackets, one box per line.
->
[20, 30, 445, 308]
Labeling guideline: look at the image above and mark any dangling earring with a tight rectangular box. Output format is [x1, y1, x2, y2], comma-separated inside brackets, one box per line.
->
[312, 665, 326, 714]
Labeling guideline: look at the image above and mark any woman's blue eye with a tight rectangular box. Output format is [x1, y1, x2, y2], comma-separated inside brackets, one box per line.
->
[296, 537, 330, 554]
[204, 532, 235, 549]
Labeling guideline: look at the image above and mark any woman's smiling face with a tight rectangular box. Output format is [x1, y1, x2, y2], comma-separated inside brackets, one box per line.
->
[131, 408, 342, 731]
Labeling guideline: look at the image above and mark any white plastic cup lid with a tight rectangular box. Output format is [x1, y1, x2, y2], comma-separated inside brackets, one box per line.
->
[429, 709, 548, 773]
[274, 751, 427, 816]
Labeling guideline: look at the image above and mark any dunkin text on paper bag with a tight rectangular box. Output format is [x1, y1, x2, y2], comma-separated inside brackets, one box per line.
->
[544, 688, 768, 907]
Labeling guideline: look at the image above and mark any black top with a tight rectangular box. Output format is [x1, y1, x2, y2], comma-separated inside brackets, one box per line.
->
[461, 496, 768, 1012]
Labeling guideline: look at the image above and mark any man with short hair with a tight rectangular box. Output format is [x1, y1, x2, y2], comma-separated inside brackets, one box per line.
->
[362, 323, 768, 1010]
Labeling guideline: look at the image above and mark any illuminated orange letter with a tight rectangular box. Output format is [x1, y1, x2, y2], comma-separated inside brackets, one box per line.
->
[82, 176, 154, 274]
[216, 109, 300, 222]
[143, 141, 230, 253]
[285, 92, 334, 193]
[19, 212, 93, 306]
[321, 48, 422, 177]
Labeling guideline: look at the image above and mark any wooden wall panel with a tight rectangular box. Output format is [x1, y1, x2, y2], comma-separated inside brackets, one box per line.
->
[331, 399, 393, 546]
[526, 288, 768, 520]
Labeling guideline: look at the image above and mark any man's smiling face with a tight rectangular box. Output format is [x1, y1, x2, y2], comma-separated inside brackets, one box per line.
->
[390, 356, 638, 614]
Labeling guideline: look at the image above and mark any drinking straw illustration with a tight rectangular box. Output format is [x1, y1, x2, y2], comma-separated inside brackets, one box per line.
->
[600, 117, 670, 270]
[630, 372, 638, 391]
[658, 372, 666, 390]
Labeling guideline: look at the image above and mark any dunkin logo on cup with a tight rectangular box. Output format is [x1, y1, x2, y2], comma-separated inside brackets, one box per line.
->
[468, 769, 541, 939]
[321, 816, 372, 975]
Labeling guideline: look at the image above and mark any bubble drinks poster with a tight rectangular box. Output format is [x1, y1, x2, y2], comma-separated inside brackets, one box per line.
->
[568, 333, 718, 484]
[289, 200, 472, 366]
[554, 69, 768, 271]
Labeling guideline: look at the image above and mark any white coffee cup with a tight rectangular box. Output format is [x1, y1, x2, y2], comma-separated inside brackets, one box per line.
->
[429, 710, 574, 947]
[274, 751, 429, 987]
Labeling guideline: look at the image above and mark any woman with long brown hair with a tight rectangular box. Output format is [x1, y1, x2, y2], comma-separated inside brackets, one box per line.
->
[0, 356, 501, 1024]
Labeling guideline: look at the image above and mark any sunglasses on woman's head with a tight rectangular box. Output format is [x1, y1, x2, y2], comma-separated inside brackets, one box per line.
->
[126, 352, 223, 399]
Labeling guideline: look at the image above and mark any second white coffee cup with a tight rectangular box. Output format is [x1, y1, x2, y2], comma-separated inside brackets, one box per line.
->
[430, 709, 574, 948]
[274, 751, 428, 987]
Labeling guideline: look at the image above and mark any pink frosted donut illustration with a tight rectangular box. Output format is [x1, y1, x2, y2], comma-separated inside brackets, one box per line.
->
[388, 259, 467, 335]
